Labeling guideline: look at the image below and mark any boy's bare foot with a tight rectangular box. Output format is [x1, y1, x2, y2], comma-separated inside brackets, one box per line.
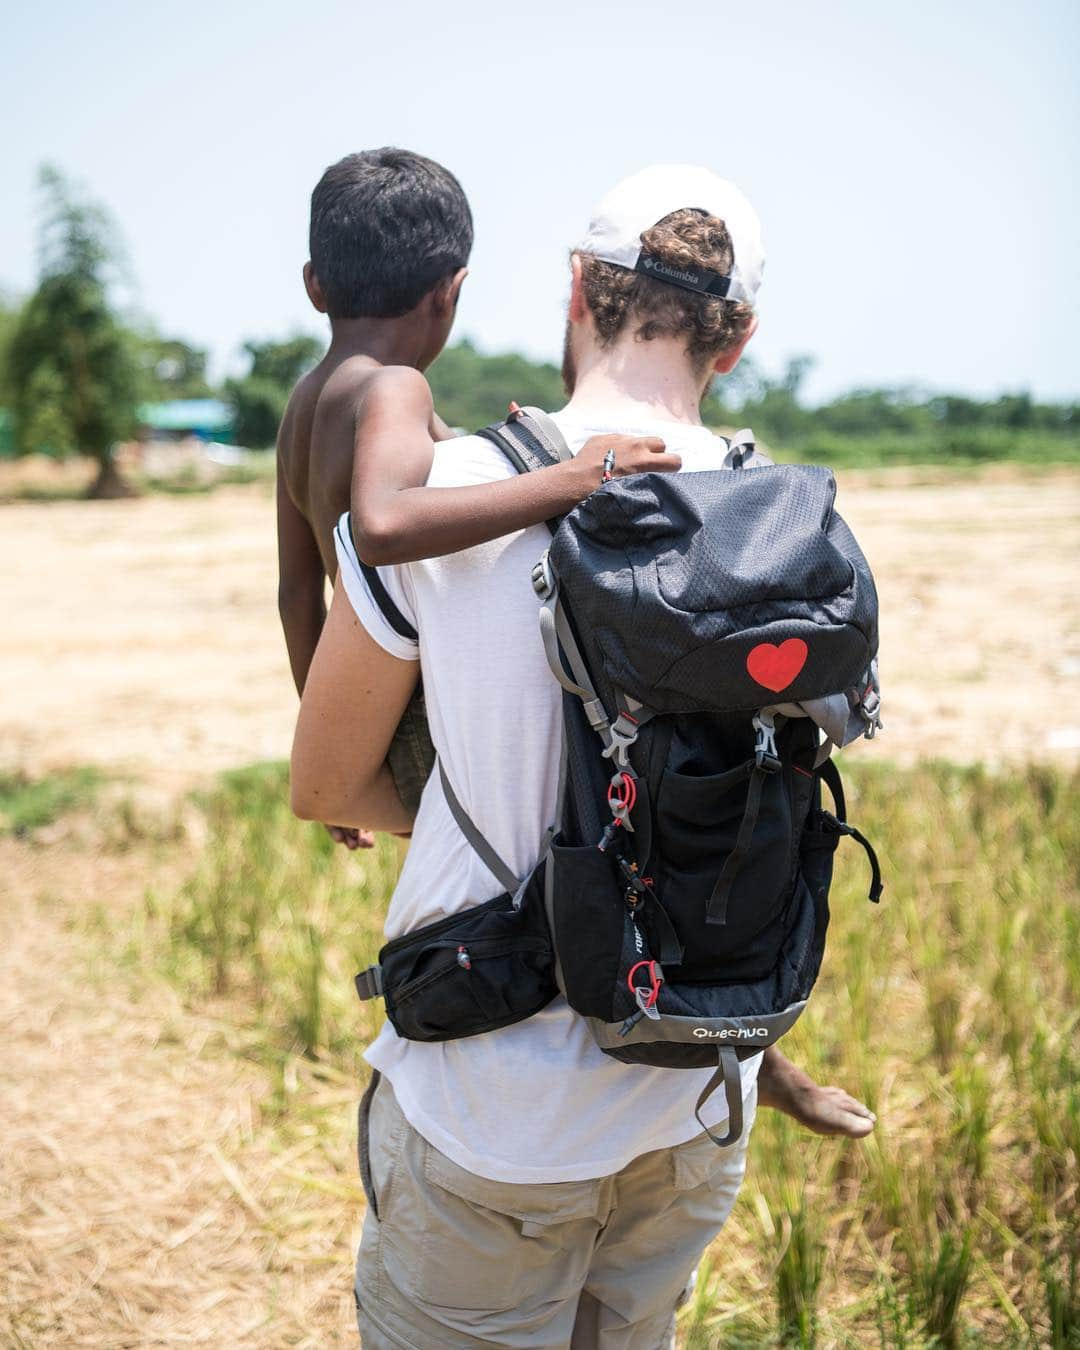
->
[757, 1046, 876, 1138]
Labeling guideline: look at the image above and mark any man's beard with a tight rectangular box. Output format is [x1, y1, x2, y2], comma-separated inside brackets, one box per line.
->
[560, 320, 576, 397]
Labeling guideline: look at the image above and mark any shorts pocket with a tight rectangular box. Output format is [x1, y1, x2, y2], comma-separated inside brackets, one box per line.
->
[671, 1084, 757, 1192]
[411, 1141, 603, 1310]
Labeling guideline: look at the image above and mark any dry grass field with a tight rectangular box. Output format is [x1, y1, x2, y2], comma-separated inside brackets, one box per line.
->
[1, 467, 1078, 1347]
[3, 468, 1079, 782]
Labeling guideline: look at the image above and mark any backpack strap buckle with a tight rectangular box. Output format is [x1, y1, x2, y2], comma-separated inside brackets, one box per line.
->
[354, 965, 384, 1001]
[752, 711, 781, 773]
[602, 712, 640, 769]
[532, 552, 555, 599]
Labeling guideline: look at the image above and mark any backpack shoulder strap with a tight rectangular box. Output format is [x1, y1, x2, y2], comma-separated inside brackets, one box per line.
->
[475, 406, 573, 536]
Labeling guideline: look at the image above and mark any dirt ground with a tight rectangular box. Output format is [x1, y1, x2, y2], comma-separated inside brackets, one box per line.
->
[3, 469, 1079, 783]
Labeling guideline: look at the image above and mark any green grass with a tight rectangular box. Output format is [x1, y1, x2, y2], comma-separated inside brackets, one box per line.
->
[0, 451, 275, 502]
[148, 762, 399, 1063]
[767, 428, 1080, 469]
[0, 765, 102, 836]
[142, 452, 275, 495]
[118, 759, 1077, 1346]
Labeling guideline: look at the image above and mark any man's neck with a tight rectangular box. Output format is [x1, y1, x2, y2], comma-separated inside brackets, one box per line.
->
[326, 316, 429, 369]
[563, 336, 707, 427]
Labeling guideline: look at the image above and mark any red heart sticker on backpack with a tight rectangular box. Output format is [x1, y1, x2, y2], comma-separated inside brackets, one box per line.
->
[746, 639, 808, 692]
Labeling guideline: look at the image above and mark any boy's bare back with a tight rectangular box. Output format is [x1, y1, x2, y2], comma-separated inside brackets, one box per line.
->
[276, 354, 445, 700]
[277, 352, 383, 580]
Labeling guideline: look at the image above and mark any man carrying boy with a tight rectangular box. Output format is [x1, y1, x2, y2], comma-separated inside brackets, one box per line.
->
[290, 162, 876, 1347]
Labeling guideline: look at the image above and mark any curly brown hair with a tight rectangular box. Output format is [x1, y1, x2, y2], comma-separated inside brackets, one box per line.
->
[578, 208, 754, 374]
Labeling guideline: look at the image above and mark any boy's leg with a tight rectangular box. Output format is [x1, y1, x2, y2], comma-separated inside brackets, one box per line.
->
[757, 1046, 876, 1137]
[568, 1086, 757, 1350]
[355, 1075, 610, 1349]
[385, 687, 435, 819]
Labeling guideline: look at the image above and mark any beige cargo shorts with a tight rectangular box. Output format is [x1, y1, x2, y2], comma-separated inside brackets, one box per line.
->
[354, 1072, 755, 1349]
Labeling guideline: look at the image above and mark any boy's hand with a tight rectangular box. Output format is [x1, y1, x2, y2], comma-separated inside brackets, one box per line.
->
[567, 434, 681, 501]
[325, 824, 376, 850]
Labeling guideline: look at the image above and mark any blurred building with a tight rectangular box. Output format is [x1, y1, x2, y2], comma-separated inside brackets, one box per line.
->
[138, 399, 234, 444]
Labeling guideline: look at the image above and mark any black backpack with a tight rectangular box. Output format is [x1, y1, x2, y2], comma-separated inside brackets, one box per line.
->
[354, 408, 883, 1146]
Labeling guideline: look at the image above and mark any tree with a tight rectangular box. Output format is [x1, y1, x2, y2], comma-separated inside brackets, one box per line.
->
[224, 334, 322, 448]
[0, 291, 21, 408]
[8, 167, 142, 496]
[731, 355, 815, 446]
[136, 334, 213, 402]
[426, 338, 565, 430]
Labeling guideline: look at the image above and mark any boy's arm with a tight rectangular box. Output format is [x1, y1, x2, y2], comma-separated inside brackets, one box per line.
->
[351, 367, 681, 566]
[276, 452, 327, 696]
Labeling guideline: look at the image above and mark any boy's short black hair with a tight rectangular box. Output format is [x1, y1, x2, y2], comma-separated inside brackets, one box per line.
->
[309, 148, 473, 319]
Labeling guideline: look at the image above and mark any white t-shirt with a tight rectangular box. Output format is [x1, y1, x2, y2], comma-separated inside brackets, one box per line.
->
[335, 410, 761, 1184]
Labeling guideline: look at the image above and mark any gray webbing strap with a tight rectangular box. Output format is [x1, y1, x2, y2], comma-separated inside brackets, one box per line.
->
[539, 590, 610, 734]
[707, 761, 766, 925]
[438, 760, 520, 896]
[516, 407, 573, 463]
[695, 1046, 746, 1148]
[477, 409, 573, 535]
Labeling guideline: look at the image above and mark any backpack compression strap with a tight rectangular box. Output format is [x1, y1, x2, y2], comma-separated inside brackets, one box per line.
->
[694, 1046, 745, 1149]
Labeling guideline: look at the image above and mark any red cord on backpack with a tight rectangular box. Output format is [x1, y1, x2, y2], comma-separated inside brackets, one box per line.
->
[607, 772, 637, 817]
[627, 959, 663, 1007]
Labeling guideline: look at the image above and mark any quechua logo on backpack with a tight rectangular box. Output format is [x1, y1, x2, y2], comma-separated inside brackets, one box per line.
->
[746, 638, 808, 693]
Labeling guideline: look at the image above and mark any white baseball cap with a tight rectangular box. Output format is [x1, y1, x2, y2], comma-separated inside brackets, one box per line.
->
[576, 164, 765, 308]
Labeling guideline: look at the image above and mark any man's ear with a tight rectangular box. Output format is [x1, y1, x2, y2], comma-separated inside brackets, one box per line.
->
[303, 262, 328, 314]
[568, 253, 589, 324]
[433, 267, 468, 317]
[712, 313, 759, 375]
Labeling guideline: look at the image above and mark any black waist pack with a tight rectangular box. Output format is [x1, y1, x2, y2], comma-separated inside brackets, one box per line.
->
[354, 767, 558, 1042]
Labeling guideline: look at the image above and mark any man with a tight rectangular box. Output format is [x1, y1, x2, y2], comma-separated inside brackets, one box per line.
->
[291, 166, 873, 1348]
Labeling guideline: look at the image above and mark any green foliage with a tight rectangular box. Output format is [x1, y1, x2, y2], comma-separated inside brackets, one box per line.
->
[223, 334, 323, 449]
[0, 766, 102, 836]
[427, 338, 565, 430]
[242, 335, 323, 390]
[712, 355, 1080, 466]
[420, 341, 1080, 465]
[8, 167, 140, 465]
[135, 333, 213, 401]
[0, 292, 21, 409]
[773, 427, 1080, 469]
[223, 374, 289, 450]
[775, 1207, 825, 1347]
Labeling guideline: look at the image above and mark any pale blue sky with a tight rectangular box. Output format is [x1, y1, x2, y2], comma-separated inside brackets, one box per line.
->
[3, 0, 1077, 403]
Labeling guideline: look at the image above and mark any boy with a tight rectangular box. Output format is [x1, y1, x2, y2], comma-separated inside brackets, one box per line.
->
[277, 148, 670, 842]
